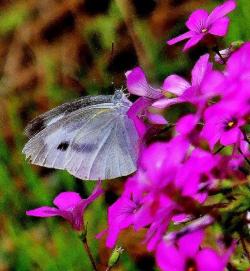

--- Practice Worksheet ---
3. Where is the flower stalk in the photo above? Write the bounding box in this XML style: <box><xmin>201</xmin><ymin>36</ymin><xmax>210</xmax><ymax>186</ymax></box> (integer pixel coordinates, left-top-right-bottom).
<box><xmin>80</xmin><ymin>230</ymin><xmax>99</xmax><ymax>271</ymax></box>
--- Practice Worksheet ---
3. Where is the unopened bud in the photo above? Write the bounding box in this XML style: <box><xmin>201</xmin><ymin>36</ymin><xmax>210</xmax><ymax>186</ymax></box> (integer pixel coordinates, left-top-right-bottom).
<box><xmin>108</xmin><ymin>246</ymin><xmax>124</xmax><ymax>268</ymax></box>
<box><xmin>230</xmin><ymin>40</ymin><xmax>244</xmax><ymax>50</ymax></box>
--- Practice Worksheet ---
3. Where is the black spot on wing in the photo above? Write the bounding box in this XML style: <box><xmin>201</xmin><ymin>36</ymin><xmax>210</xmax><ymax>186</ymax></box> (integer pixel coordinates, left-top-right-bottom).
<box><xmin>71</xmin><ymin>143</ymin><xmax>96</xmax><ymax>153</ymax></box>
<box><xmin>57</xmin><ymin>141</ymin><xmax>69</xmax><ymax>151</ymax></box>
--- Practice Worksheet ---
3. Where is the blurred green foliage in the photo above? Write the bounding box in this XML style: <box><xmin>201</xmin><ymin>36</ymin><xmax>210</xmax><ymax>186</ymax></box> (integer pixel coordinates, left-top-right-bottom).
<box><xmin>0</xmin><ymin>0</ymin><xmax>250</xmax><ymax>270</ymax></box>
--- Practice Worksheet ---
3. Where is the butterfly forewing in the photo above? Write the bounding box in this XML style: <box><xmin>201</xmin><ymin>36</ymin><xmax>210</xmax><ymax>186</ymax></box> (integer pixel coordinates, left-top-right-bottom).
<box><xmin>23</xmin><ymin>94</ymin><xmax>139</xmax><ymax>180</ymax></box>
<box><xmin>24</xmin><ymin>95</ymin><xmax>113</xmax><ymax>138</ymax></box>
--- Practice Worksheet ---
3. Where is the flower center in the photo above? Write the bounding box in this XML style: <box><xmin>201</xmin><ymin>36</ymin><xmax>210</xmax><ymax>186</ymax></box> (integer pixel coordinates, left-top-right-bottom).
<box><xmin>185</xmin><ymin>259</ymin><xmax>197</xmax><ymax>271</ymax></box>
<box><xmin>224</xmin><ymin>118</ymin><xmax>237</xmax><ymax>130</ymax></box>
<box><xmin>228</xmin><ymin>121</ymin><xmax>235</xmax><ymax>127</ymax></box>
<box><xmin>201</xmin><ymin>28</ymin><xmax>208</xmax><ymax>33</ymax></box>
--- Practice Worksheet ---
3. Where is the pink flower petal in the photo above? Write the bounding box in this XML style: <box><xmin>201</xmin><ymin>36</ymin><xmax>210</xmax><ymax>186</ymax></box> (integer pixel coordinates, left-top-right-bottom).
<box><xmin>127</xmin><ymin>97</ymin><xmax>151</xmax><ymax>137</ymax></box>
<box><xmin>207</xmin><ymin>0</ymin><xmax>236</xmax><ymax>25</ymax></box>
<box><xmin>196</xmin><ymin>248</ymin><xmax>225</xmax><ymax>271</ymax></box>
<box><xmin>156</xmin><ymin>241</ymin><xmax>185</xmax><ymax>271</ymax></box>
<box><xmin>186</xmin><ymin>9</ymin><xmax>209</xmax><ymax>32</ymax></box>
<box><xmin>96</xmin><ymin>229</ymin><xmax>108</xmax><ymax>239</ymax></box>
<box><xmin>200</xmin><ymin>120</ymin><xmax>220</xmax><ymax>150</ymax></box>
<box><xmin>162</xmin><ymin>75</ymin><xmax>190</xmax><ymax>95</ymax></box>
<box><xmin>208</xmin><ymin>17</ymin><xmax>230</xmax><ymax>36</ymax></box>
<box><xmin>200</xmin><ymin>70</ymin><xmax>225</xmax><ymax>97</ymax></box>
<box><xmin>183</xmin><ymin>34</ymin><xmax>204</xmax><ymax>51</ymax></box>
<box><xmin>125</xmin><ymin>67</ymin><xmax>162</xmax><ymax>99</ymax></box>
<box><xmin>176</xmin><ymin>114</ymin><xmax>198</xmax><ymax>135</ymax></box>
<box><xmin>147</xmin><ymin>112</ymin><xmax>167</xmax><ymax>125</ymax></box>
<box><xmin>172</xmin><ymin>214</ymin><xmax>191</xmax><ymax>224</ymax></box>
<box><xmin>53</xmin><ymin>192</ymin><xmax>82</xmax><ymax>210</ymax></box>
<box><xmin>167</xmin><ymin>31</ymin><xmax>194</xmax><ymax>45</ymax></box>
<box><xmin>106</xmin><ymin>195</ymin><xmax>136</xmax><ymax>247</ymax></box>
<box><xmin>220</xmin><ymin>127</ymin><xmax>241</xmax><ymax>146</ymax></box>
<box><xmin>26</xmin><ymin>207</ymin><xmax>60</xmax><ymax>217</ymax></box>
<box><xmin>152</xmin><ymin>97</ymin><xmax>180</xmax><ymax>109</ymax></box>
<box><xmin>226</xmin><ymin>43</ymin><xmax>250</xmax><ymax>79</ymax></box>
<box><xmin>86</xmin><ymin>179</ymin><xmax>103</xmax><ymax>204</ymax></box>
<box><xmin>179</xmin><ymin>230</ymin><xmax>204</xmax><ymax>258</ymax></box>
<box><xmin>106</xmin><ymin>227</ymin><xmax>120</xmax><ymax>248</ymax></box>
<box><xmin>191</xmin><ymin>54</ymin><xmax>211</xmax><ymax>86</ymax></box>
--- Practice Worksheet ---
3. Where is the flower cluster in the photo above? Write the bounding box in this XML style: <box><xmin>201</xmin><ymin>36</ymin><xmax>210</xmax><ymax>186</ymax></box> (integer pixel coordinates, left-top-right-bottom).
<box><xmin>26</xmin><ymin>1</ymin><xmax>250</xmax><ymax>270</ymax></box>
<box><xmin>106</xmin><ymin>1</ymin><xmax>250</xmax><ymax>270</ymax></box>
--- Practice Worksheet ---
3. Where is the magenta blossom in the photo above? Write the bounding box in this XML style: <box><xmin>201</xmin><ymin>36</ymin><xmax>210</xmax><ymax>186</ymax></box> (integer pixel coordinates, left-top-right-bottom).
<box><xmin>200</xmin><ymin>100</ymin><xmax>246</xmax><ymax>150</ymax></box>
<box><xmin>26</xmin><ymin>181</ymin><xmax>103</xmax><ymax>231</ymax></box>
<box><xmin>156</xmin><ymin>230</ymin><xmax>230</xmax><ymax>271</ymax></box>
<box><xmin>167</xmin><ymin>0</ymin><xmax>236</xmax><ymax>51</ymax></box>
<box><xmin>153</xmin><ymin>54</ymin><xmax>224</xmax><ymax>110</ymax></box>
<box><xmin>106</xmin><ymin>177</ymin><xmax>153</xmax><ymax>248</ymax></box>
<box><xmin>106</xmin><ymin>137</ymin><xmax>189</xmax><ymax>249</ymax></box>
<box><xmin>224</xmin><ymin>42</ymin><xmax>250</xmax><ymax>85</ymax></box>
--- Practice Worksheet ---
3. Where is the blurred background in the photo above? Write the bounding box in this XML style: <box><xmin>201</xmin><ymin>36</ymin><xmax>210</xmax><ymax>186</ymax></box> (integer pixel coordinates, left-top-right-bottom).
<box><xmin>0</xmin><ymin>0</ymin><xmax>249</xmax><ymax>270</ymax></box>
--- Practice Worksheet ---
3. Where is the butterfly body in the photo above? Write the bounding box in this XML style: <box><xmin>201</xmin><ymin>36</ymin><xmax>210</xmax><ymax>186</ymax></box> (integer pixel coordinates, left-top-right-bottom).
<box><xmin>23</xmin><ymin>90</ymin><xmax>139</xmax><ymax>180</ymax></box>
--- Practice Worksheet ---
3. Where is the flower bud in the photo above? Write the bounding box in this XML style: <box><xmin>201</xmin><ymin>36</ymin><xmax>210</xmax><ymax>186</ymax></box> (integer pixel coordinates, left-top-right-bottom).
<box><xmin>108</xmin><ymin>246</ymin><xmax>124</xmax><ymax>268</ymax></box>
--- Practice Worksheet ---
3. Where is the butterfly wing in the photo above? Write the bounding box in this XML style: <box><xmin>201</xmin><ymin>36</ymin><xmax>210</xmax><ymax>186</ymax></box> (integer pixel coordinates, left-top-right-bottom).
<box><xmin>25</xmin><ymin>95</ymin><xmax>113</xmax><ymax>138</ymax></box>
<box><xmin>23</xmin><ymin>101</ymin><xmax>139</xmax><ymax>180</ymax></box>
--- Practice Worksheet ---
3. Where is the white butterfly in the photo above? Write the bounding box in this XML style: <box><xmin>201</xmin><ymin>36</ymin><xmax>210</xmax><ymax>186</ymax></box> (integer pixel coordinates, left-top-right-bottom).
<box><xmin>22</xmin><ymin>90</ymin><xmax>139</xmax><ymax>180</ymax></box>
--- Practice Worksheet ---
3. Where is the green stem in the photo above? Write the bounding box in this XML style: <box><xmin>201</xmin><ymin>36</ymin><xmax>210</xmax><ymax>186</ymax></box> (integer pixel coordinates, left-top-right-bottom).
<box><xmin>80</xmin><ymin>234</ymin><xmax>98</xmax><ymax>271</ymax></box>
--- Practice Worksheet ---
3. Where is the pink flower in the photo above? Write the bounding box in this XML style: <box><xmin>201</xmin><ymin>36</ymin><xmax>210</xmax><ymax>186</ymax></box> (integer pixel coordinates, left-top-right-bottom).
<box><xmin>106</xmin><ymin>177</ymin><xmax>153</xmax><ymax>248</ymax></box>
<box><xmin>153</xmin><ymin>54</ymin><xmax>224</xmax><ymax>110</ymax></box>
<box><xmin>156</xmin><ymin>231</ymin><xmax>229</xmax><ymax>271</ymax></box>
<box><xmin>26</xmin><ymin>181</ymin><xmax>103</xmax><ymax>231</ymax></box>
<box><xmin>167</xmin><ymin>0</ymin><xmax>236</xmax><ymax>51</ymax></box>
<box><xmin>224</xmin><ymin>42</ymin><xmax>250</xmax><ymax>85</ymax></box>
<box><xmin>175</xmin><ymin>148</ymin><xmax>219</xmax><ymax>199</ymax></box>
<box><xmin>106</xmin><ymin>137</ymin><xmax>189</xmax><ymax>249</ymax></box>
<box><xmin>200</xmin><ymin>100</ymin><xmax>245</xmax><ymax>150</ymax></box>
<box><xmin>221</xmin><ymin>43</ymin><xmax>250</xmax><ymax>110</ymax></box>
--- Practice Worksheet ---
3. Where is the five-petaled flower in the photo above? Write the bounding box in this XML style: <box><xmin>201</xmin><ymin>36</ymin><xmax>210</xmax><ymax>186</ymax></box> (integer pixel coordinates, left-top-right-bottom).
<box><xmin>167</xmin><ymin>0</ymin><xmax>236</xmax><ymax>51</ymax></box>
<box><xmin>156</xmin><ymin>231</ymin><xmax>231</xmax><ymax>271</ymax></box>
<box><xmin>26</xmin><ymin>181</ymin><xmax>103</xmax><ymax>231</ymax></box>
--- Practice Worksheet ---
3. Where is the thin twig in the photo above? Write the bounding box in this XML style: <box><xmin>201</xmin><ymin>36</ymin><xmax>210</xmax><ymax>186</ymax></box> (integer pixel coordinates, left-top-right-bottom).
<box><xmin>240</xmin><ymin>235</ymin><xmax>250</xmax><ymax>263</ymax></box>
<box><xmin>241</xmin><ymin>128</ymin><xmax>250</xmax><ymax>145</ymax></box>
<box><xmin>238</xmin><ymin>147</ymin><xmax>250</xmax><ymax>167</ymax></box>
<box><xmin>115</xmin><ymin>0</ymin><xmax>152</xmax><ymax>72</ymax></box>
<box><xmin>213</xmin><ymin>145</ymin><xmax>225</xmax><ymax>155</ymax></box>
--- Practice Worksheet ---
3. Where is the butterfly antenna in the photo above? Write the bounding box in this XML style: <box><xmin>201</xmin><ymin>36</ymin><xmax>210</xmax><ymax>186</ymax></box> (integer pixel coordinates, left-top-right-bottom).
<box><xmin>110</xmin><ymin>42</ymin><xmax>115</xmax><ymax>90</ymax></box>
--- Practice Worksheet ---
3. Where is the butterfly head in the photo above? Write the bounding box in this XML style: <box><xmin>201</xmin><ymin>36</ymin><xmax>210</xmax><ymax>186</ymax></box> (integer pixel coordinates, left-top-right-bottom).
<box><xmin>112</xmin><ymin>88</ymin><xmax>131</xmax><ymax>107</ymax></box>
